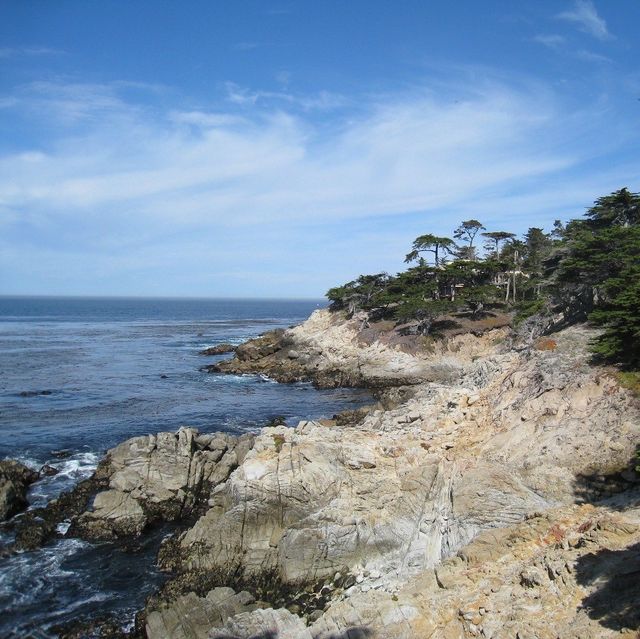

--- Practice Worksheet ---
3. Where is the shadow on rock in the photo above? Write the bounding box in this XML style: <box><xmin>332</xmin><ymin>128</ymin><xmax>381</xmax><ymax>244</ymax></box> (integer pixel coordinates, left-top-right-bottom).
<box><xmin>573</xmin><ymin>450</ymin><xmax>639</xmax><ymax>509</ymax></box>
<box><xmin>575</xmin><ymin>541</ymin><xmax>640</xmax><ymax>632</ymax></box>
<box><xmin>322</xmin><ymin>629</ymin><xmax>373</xmax><ymax>639</ymax></box>
<box><xmin>211</xmin><ymin>630</ymin><xmax>372</xmax><ymax>639</ymax></box>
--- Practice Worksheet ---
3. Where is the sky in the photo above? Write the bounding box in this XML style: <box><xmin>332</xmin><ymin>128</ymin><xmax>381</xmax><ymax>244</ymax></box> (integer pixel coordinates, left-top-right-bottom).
<box><xmin>0</xmin><ymin>0</ymin><xmax>639</xmax><ymax>297</ymax></box>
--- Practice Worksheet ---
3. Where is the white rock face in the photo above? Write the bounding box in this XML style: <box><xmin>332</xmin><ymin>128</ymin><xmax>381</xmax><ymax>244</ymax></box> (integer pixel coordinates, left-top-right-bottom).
<box><xmin>86</xmin><ymin>312</ymin><xmax>640</xmax><ymax>638</ymax></box>
<box><xmin>74</xmin><ymin>428</ymin><xmax>254</xmax><ymax>539</ymax></box>
<box><xmin>172</xmin><ymin>322</ymin><xmax>640</xmax><ymax>599</ymax></box>
<box><xmin>146</xmin><ymin>587</ymin><xmax>259</xmax><ymax>639</ymax></box>
<box><xmin>209</xmin><ymin>608</ymin><xmax>313</xmax><ymax>639</ymax></box>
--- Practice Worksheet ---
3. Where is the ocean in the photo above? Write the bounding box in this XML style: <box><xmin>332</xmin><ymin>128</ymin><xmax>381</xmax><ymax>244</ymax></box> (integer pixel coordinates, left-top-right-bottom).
<box><xmin>0</xmin><ymin>296</ymin><xmax>371</xmax><ymax>637</ymax></box>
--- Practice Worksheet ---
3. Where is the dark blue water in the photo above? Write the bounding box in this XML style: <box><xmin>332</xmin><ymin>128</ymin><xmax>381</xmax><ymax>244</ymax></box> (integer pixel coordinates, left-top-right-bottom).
<box><xmin>0</xmin><ymin>297</ymin><xmax>371</xmax><ymax>637</ymax></box>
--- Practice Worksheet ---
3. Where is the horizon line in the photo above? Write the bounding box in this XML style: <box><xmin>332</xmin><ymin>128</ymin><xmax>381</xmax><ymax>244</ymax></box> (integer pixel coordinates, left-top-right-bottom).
<box><xmin>0</xmin><ymin>293</ymin><xmax>328</xmax><ymax>302</ymax></box>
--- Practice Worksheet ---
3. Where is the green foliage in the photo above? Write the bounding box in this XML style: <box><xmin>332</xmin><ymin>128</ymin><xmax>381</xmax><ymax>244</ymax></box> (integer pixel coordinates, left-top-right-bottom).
<box><xmin>272</xmin><ymin>434</ymin><xmax>286</xmax><ymax>453</ymax></box>
<box><xmin>454</xmin><ymin>220</ymin><xmax>485</xmax><ymax>260</ymax></box>
<box><xmin>522</xmin><ymin>227</ymin><xmax>552</xmax><ymax>273</ymax></box>
<box><xmin>555</xmin><ymin>189</ymin><xmax>640</xmax><ymax>367</ymax></box>
<box><xmin>584</xmin><ymin>187</ymin><xmax>640</xmax><ymax>229</ymax></box>
<box><xmin>404</xmin><ymin>234</ymin><xmax>456</xmax><ymax>266</ymax></box>
<box><xmin>481</xmin><ymin>231</ymin><xmax>516</xmax><ymax>257</ymax></box>
<box><xmin>326</xmin><ymin>273</ymin><xmax>391</xmax><ymax>315</ymax></box>
<box><xmin>513</xmin><ymin>298</ymin><xmax>550</xmax><ymax>326</ymax></box>
<box><xmin>325</xmin><ymin>187</ymin><xmax>640</xmax><ymax>364</ymax></box>
<box><xmin>616</xmin><ymin>372</ymin><xmax>640</xmax><ymax>397</ymax></box>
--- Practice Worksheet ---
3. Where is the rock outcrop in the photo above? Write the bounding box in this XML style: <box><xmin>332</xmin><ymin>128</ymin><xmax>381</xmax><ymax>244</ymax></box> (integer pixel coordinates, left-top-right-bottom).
<box><xmin>0</xmin><ymin>460</ymin><xmax>39</xmax><ymax>521</ymax></box>
<box><xmin>207</xmin><ymin>310</ymin><xmax>464</xmax><ymax>387</ymax></box>
<box><xmin>71</xmin><ymin>428</ymin><xmax>254</xmax><ymax>541</ymax></box>
<box><xmin>146</xmin><ymin>587</ymin><xmax>260</xmax><ymax>639</ymax></box>
<box><xmin>166</xmin><ymin>325</ymin><xmax>639</xmax><ymax>589</ymax></box>
<box><xmin>200</xmin><ymin>343</ymin><xmax>237</xmax><ymax>356</ymax></box>
<box><xmin>311</xmin><ymin>498</ymin><xmax>640</xmax><ymax>638</ymax></box>
<box><xmin>148</xmin><ymin>316</ymin><xmax>638</xmax><ymax>638</ymax></box>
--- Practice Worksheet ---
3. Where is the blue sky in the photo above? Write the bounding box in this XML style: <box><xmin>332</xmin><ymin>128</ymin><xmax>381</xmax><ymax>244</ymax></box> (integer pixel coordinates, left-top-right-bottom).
<box><xmin>1</xmin><ymin>0</ymin><xmax>638</xmax><ymax>297</ymax></box>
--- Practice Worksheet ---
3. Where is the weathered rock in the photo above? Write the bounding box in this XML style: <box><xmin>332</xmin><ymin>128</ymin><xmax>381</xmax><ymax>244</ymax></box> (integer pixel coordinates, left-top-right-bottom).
<box><xmin>200</xmin><ymin>344</ymin><xmax>237</xmax><ymax>356</ymax></box>
<box><xmin>39</xmin><ymin>464</ymin><xmax>59</xmax><ymax>477</ymax></box>
<box><xmin>311</xmin><ymin>504</ymin><xmax>640</xmax><ymax>638</ymax></box>
<box><xmin>146</xmin><ymin>587</ymin><xmax>259</xmax><ymax>639</ymax></box>
<box><xmin>71</xmin><ymin>428</ymin><xmax>254</xmax><ymax>541</ymax></box>
<box><xmin>0</xmin><ymin>460</ymin><xmax>39</xmax><ymax>521</ymax></box>
<box><xmin>167</xmin><ymin>414</ymin><xmax>549</xmax><ymax>586</ymax></box>
<box><xmin>156</xmin><ymin>319</ymin><xmax>639</xmax><ymax>638</ymax></box>
<box><xmin>208</xmin><ymin>607</ymin><xmax>313</xmax><ymax>639</ymax></box>
<box><xmin>207</xmin><ymin>310</ymin><xmax>444</xmax><ymax>388</ymax></box>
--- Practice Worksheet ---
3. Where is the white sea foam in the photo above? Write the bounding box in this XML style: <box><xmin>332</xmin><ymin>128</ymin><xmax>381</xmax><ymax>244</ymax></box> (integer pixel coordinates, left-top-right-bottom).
<box><xmin>27</xmin><ymin>451</ymin><xmax>100</xmax><ymax>509</ymax></box>
<box><xmin>54</xmin><ymin>451</ymin><xmax>99</xmax><ymax>480</ymax></box>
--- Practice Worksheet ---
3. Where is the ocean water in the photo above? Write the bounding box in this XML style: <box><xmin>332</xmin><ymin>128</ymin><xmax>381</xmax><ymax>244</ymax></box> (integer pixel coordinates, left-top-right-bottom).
<box><xmin>0</xmin><ymin>297</ymin><xmax>371</xmax><ymax>637</ymax></box>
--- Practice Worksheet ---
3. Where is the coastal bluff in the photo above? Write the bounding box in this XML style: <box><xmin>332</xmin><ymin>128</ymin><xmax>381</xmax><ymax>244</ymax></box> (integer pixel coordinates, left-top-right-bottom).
<box><xmin>21</xmin><ymin>308</ymin><xmax>640</xmax><ymax>638</ymax></box>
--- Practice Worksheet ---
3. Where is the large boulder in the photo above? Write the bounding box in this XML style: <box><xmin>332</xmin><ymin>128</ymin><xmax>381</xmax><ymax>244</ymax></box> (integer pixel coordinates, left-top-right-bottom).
<box><xmin>71</xmin><ymin>428</ymin><xmax>254</xmax><ymax>541</ymax></box>
<box><xmin>0</xmin><ymin>460</ymin><xmax>39</xmax><ymax>521</ymax></box>
<box><xmin>200</xmin><ymin>344</ymin><xmax>237</xmax><ymax>356</ymax></box>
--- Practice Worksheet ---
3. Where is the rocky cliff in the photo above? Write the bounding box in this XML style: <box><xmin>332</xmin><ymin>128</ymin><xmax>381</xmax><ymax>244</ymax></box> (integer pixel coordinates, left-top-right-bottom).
<box><xmin>36</xmin><ymin>309</ymin><xmax>640</xmax><ymax>638</ymax></box>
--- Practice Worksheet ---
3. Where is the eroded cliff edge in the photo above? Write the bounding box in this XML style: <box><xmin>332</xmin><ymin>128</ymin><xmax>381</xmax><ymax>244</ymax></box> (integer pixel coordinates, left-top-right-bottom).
<box><xmin>30</xmin><ymin>309</ymin><xmax>640</xmax><ymax>638</ymax></box>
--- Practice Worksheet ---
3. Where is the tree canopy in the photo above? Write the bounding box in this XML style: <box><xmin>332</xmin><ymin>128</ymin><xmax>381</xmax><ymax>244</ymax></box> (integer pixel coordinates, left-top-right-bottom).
<box><xmin>326</xmin><ymin>187</ymin><xmax>640</xmax><ymax>368</ymax></box>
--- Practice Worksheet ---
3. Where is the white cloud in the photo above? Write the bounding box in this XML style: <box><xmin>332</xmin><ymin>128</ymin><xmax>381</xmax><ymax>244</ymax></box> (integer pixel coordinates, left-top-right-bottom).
<box><xmin>533</xmin><ymin>34</ymin><xmax>566</xmax><ymax>49</ymax></box>
<box><xmin>275</xmin><ymin>70</ymin><xmax>292</xmax><ymax>86</ymax></box>
<box><xmin>557</xmin><ymin>1</ymin><xmax>610</xmax><ymax>40</ymax></box>
<box><xmin>224</xmin><ymin>81</ymin><xmax>347</xmax><ymax>111</ymax></box>
<box><xmin>0</xmin><ymin>79</ymin><xmax>577</xmax><ymax>223</ymax></box>
<box><xmin>575</xmin><ymin>49</ymin><xmax>611</xmax><ymax>63</ymax></box>
<box><xmin>0</xmin><ymin>74</ymin><xmax>636</xmax><ymax>295</ymax></box>
<box><xmin>0</xmin><ymin>46</ymin><xmax>63</xmax><ymax>59</ymax></box>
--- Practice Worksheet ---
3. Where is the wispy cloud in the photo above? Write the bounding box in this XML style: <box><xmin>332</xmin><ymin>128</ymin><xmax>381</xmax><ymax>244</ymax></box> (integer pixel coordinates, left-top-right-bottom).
<box><xmin>275</xmin><ymin>70</ymin><xmax>292</xmax><ymax>86</ymax></box>
<box><xmin>0</xmin><ymin>74</ymin><xmax>635</xmax><ymax>295</ymax></box>
<box><xmin>575</xmin><ymin>49</ymin><xmax>611</xmax><ymax>63</ymax></box>
<box><xmin>533</xmin><ymin>34</ymin><xmax>566</xmax><ymax>50</ymax></box>
<box><xmin>0</xmin><ymin>46</ymin><xmax>64</xmax><ymax>59</ymax></box>
<box><xmin>557</xmin><ymin>0</ymin><xmax>610</xmax><ymax>40</ymax></box>
<box><xmin>224</xmin><ymin>81</ymin><xmax>348</xmax><ymax>111</ymax></box>
<box><xmin>0</xmin><ymin>78</ymin><xmax>598</xmax><ymax>225</ymax></box>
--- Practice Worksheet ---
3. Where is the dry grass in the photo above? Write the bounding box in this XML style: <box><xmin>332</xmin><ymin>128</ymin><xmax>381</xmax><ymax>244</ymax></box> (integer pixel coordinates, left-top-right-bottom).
<box><xmin>616</xmin><ymin>371</ymin><xmax>640</xmax><ymax>397</ymax></box>
<box><xmin>534</xmin><ymin>338</ymin><xmax>558</xmax><ymax>351</ymax></box>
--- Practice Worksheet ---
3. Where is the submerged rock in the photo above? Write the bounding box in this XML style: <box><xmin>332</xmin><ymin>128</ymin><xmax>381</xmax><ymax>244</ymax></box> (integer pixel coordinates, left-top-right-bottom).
<box><xmin>13</xmin><ymin>474</ymin><xmax>107</xmax><ymax>550</ymax></box>
<box><xmin>0</xmin><ymin>460</ymin><xmax>39</xmax><ymax>521</ymax></box>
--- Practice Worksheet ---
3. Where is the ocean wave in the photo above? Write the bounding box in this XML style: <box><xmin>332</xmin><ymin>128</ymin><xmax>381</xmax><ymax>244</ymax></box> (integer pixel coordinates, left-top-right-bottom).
<box><xmin>27</xmin><ymin>451</ymin><xmax>100</xmax><ymax>509</ymax></box>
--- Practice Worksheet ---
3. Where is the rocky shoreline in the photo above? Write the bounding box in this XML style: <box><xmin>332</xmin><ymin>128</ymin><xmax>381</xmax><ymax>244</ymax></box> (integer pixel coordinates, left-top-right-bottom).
<box><xmin>3</xmin><ymin>308</ymin><xmax>640</xmax><ymax>638</ymax></box>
